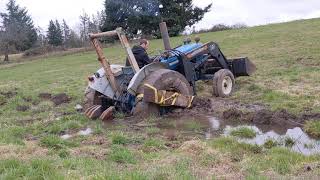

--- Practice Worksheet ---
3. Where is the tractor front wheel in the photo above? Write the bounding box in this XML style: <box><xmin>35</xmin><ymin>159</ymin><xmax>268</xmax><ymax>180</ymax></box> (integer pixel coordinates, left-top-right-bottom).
<box><xmin>212</xmin><ymin>69</ymin><xmax>235</xmax><ymax>97</ymax></box>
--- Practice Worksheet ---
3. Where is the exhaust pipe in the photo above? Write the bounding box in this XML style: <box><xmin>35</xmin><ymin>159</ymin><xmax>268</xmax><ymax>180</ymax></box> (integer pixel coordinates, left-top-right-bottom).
<box><xmin>159</xmin><ymin>22</ymin><xmax>171</xmax><ymax>50</ymax></box>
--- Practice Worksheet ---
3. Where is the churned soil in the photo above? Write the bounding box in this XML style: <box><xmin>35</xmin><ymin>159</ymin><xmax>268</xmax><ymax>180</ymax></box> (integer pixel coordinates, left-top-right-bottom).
<box><xmin>39</xmin><ymin>92</ymin><xmax>71</xmax><ymax>106</ymax></box>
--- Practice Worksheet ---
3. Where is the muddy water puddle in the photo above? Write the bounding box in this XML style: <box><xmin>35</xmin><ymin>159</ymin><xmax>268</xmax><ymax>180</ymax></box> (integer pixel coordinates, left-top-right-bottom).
<box><xmin>158</xmin><ymin>115</ymin><xmax>320</xmax><ymax>155</ymax></box>
<box><xmin>103</xmin><ymin>114</ymin><xmax>320</xmax><ymax>155</ymax></box>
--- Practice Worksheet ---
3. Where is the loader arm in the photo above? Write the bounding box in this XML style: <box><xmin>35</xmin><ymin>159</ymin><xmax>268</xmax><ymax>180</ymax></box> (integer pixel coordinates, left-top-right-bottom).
<box><xmin>89</xmin><ymin>28</ymin><xmax>140</xmax><ymax>97</ymax></box>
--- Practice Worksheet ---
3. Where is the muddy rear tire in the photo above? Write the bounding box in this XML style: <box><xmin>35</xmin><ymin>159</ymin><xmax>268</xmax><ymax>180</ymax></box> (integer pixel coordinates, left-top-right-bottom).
<box><xmin>133</xmin><ymin>69</ymin><xmax>193</xmax><ymax>116</ymax></box>
<box><xmin>212</xmin><ymin>69</ymin><xmax>235</xmax><ymax>97</ymax></box>
<box><xmin>83</xmin><ymin>87</ymin><xmax>102</xmax><ymax>111</ymax></box>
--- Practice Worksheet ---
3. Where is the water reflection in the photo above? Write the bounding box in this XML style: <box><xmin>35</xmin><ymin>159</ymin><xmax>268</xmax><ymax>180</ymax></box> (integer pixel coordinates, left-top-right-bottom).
<box><xmin>164</xmin><ymin>115</ymin><xmax>320</xmax><ymax>155</ymax></box>
<box><xmin>103</xmin><ymin>114</ymin><xmax>320</xmax><ymax>155</ymax></box>
<box><xmin>222</xmin><ymin>125</ymin><xmax>320</xmax><ymax>155</ymax></box>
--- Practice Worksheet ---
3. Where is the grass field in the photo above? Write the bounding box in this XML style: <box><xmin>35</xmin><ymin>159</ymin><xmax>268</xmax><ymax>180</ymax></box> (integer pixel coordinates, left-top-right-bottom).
<box><xmin>0</xmin><ymin>18</ymin><xmax>320</xmax><ymax>179</ymax></box>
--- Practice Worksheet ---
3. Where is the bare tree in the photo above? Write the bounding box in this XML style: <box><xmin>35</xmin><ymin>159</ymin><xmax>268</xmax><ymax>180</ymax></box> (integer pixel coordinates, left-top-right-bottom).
<box><xmin>79</xmin><ymin>10</ymin><xmax>90</xmax><ymax>44</ymax></box>
<box><xmin>62</xmin><ymin>19</ymin><xmax>71</xmax><ymax>48</ymax></box>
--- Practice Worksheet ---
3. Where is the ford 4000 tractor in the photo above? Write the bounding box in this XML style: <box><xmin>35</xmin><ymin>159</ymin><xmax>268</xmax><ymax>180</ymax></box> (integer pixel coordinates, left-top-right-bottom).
<box><xmin>84</xmin><ymin>22</ymin><xmax>256</xmax><ymax>120</ymax></box>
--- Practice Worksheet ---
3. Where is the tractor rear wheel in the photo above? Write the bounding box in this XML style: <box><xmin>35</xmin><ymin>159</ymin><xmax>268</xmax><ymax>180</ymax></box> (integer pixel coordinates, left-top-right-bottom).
<box><xmin>212</xmin><ymin>69</ymin><xmax>235</xmax><ymax>97</ymax></box>
<box><xmin>133</xmin><ymin>69</ymin><xmax>193</xmax><ymax>116</ymax></box>
<box><xmin>84</xmin><ymin>87</ymin><xmax>102</xmax><ymax>110</ymax></box>
<box><xmin>83</xmin><ymin>87</ymin><xmax>103</xmax><ymax>119</ymax></box>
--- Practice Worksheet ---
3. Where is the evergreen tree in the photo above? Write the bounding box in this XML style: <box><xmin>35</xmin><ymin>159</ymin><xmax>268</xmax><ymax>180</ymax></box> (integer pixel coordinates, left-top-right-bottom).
<box><xmin>159</xmin><ymin>0</ymin><xmax>212</xmax><ymax>36</ymax></box>
<box><xmin>55</xmin><ymin>20</ymin><xmax>63</xmax><ymax>46</ymax></box>
<box><xmin>47</xmin><ymin>19</ymin><xmax>63</xmax><ymax>46</ymax></box>
<box><xmin>62</xmin><ymin>19</ymin><xmax>71</xmax><ymax>47</ymax></box>
<box><xmin>101</xmin><ymin>0</ymin><xmax>211</xmax><ymax>38</ymax></box>
<box><xmin>47</xmin><ymin>20</ymin><xmax>57</xmax><ymax>46</ymax></box>
<box><xmin>0</xmin><ymin>0</ymin><xmax>37</xmax><ymax>61</ymax></box>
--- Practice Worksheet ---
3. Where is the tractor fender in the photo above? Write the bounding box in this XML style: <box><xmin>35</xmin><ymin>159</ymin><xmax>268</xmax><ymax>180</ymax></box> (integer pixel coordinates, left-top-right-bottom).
<box><xmin>88</xmin><ymin>65</ymin><xmax>124</xmax><ymax>99</ymax></box>
<box><xmin>127</xmin><ymin>62</ymin><xmax>167</xmax><ymax>96</ymax></box>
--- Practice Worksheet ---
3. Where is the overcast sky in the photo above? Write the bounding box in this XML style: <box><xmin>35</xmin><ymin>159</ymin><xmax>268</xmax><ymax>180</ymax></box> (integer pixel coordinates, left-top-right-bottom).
<box><xmin>1</xmin><ymin>0</ymin><xmax>320</xmax><ymax>32</ymax></box>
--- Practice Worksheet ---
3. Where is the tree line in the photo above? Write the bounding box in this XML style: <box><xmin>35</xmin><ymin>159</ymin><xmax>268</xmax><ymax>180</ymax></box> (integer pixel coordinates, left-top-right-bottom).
<box><xmin>0</xmin><ymin>0</ymin><xmax>212</xmax><ymax>62</ymax></box>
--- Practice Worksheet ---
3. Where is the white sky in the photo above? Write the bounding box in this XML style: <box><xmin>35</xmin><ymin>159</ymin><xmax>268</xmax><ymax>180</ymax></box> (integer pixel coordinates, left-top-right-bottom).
<box><xmin>1</xmin><ymin>0</ymin><xmax>320</xmax><ymax>32</ymax></box>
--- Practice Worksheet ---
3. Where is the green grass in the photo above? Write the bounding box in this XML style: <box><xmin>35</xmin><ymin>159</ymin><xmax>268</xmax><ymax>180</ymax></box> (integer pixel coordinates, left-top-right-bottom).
<box><xmin>145</xmin><ymin>127</ymin><xmax>161</xmax><ymax>135</ymax></box>
<box><xmin>1</xmin><ymin>18</ymin><xmax>320</xmax><ymax>179</ymax></box>
<box><xmin>210</xmin><ymin>137</ymin><xmax>262</xmax><ymax>154</ymax></box>
<box><xmin>110</xmin><ymin>145</ymin><xmax>136</xmax><ymax>164</ymax></box>
<box><xmin>40</xmin><ymin>135</ymin><xmax>78</xmax><ymax>149</ymax></box>
<box><xmin>284</xmin><ymin>137</ymin><xmax>296</xmax><ymax>147</ymax></box>
<box><xmin>263</xmin><ymin>139</ymin><xmax>278</xmax><ymax>149</ymax></box>
<box><xmin>229</xmin><ymin>127</ymin><xmax>257</xmax><ymax>139</ymax></box>
<box><xmin>0</xmin><ymin>159</ymin><xmax>63</xmax><ymax>179</ymax></box>
<box><xmin>304</xmin><ymin>120</ymin><xmax>320</xmax><ymax>138</ymax></box>
<box><xmin>183</xmin><ymin>120</ymin><xmax>205</xmax><ymax>131</ymax></box>
<box><xmin>0</xmin><ymin>126</ymin><xmax>27</xmax><ymax>145</ymax></box>
<box><xmin>244</xmin><ymin>148</ymin><xmax>308</xmax><ymax>175</ymax></box>
<box><xmin>142</xmin><ymin>138</ymin><xmax>165</xmax><ymax>153</ymax></box>
<box><xmin>111</xmin><ymin>132</ymin><xmax>129</xmax><ymax>145</ymax></box>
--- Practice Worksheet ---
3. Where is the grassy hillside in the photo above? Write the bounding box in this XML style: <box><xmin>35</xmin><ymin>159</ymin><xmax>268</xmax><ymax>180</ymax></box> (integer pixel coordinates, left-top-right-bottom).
<box><xmin>0</xmin><ymin>18</ymin><xmax>320</xmax><ymax>179</ymax></box>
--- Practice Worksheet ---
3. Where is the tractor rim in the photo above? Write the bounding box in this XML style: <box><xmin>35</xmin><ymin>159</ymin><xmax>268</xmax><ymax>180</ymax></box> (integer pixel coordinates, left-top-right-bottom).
<box><xmin>222</xmin><ymin>76</ymin><xmax>233</xmax><ymax>95</ymax></box>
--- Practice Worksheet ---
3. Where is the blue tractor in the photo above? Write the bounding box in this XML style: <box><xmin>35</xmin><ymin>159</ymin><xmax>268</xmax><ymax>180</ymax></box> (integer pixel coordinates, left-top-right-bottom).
<box><xmin>84</xmin><ymin>23</ymin><xmax>256</xmax><ymax>120</ymax></box>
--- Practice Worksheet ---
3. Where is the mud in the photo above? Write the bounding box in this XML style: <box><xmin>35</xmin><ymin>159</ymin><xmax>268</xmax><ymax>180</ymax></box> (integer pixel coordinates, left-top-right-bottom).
<box><xmin>38</xmin><ymin>93</ymin><xmax>52</xmax><ymax>99</ymax></box>
<box><xmin>0</xmin><ymin>89</ymin><xmax>18</xmax><ymax>106</ymax></box>
<box><xmin>38</xmin><ymin>92</ymin><xmax>71</xmax><ymax>106</ymax></box>
<box><xmin>22</xmin><ymin>96</ymin><xmax>32</xmax><ymax>102</ymax></box>
<box><xmin>0</xmin><ymin>90</ymin><xmax>18</xmax><ymax>98</ymax></box>
<box><xmin>175</xmin><ymin>96</ymin><xmax>318</xmax><ymax>130</ymax></box>
<box><xmin>296</xmin><ymin>56</ymin><xmax>320</xmax><ymax>67</ymax></box>
<box><xmin>223</xmin><ymin>108</ymin><xmax>314</xmax><ymax>128</ymax></box>
<box><xmin>0</xmin><ymin>95</ymin><xmax>6</xmax><ymax>106</ymax></box>
<box><xmin>16</xmin><ymin>105</ymin><xmax>30</xmax><ymax>112</ymax></box>
<box><xmin>51</xmin><ymin>93</ymin><xmax>71</xmax><ymax>105</ymax></box>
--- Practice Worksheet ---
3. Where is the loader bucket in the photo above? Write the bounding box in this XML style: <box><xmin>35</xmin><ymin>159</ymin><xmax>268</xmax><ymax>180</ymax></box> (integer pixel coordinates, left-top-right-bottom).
<box><xmin>230</xmin><ymin>57</ymin><xmax>256</xmax><ymax>77</ymax></box>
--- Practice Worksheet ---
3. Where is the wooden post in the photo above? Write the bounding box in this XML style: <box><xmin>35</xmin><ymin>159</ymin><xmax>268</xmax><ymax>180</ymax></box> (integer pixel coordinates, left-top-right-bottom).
<box><xmin>90</xmin><ymin>38</ymin><xmax>120</xmax><ymax>96</ymax></box>
<box><xmin>89</xmin><ymin>31</ymin><xmax>117</xmax><ymax>39</ymax></box>
<box><xmin>159</xmin><ymin>22</ymin><xmax>171</xmax><ymax>50</ymax></box>
<box><xmin>116</xmin><ymin>28</ymin><xmax>140</xmax><ymax>73</ymax></box>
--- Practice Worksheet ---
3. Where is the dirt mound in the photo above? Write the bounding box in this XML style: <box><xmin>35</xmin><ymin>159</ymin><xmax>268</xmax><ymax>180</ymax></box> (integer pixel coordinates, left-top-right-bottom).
<box><xmin>0</xmin><ymin>89</ymin><xmax>18</xmax><ymax>106</ymax></box>
<box><xmin>222</xmin><ymin>108</ymin><xmax>305</xmax><ymax>127</ymax></box>
<box><xmin>222</xmin><ymin>108</ymin><xmax>246</xmax><ymax>121</ymax></box>
<box><xmin>38</xmin><ymin>92</ymin><xmax>71</xmax><ymax>106</ymax></box>
<box><xmin>253</xmin><ymin>109</ymin><xmax>302</xmax><ymax>126</ymax></box>
<box><xmin>301</xmin><ymin>113</ymin><xmax>320</xmax><ymax>120</ymax></box>
<box><xmin>16</xmin><ymin>105</ymin><xmax>30</xmax><ymax>112</ymax></box>
<box><xmin>38</xmin><ymin>93</ymin><xmax>52</xmax><ymax>99</ymax></box>
<box><xmin>0</xmin><ymin>95</ymin><xmax>6</xmax><ymax>106</ymax></box>
<box><xmin>193</xmin><ymin>97</ymin><xmax>212</xmax><ymax>109</ymax></box>
<box><xmin>0</xmin><ymin>90</ymin><xmax>18</xmax><ymax>98</ymax></box>
<box><xmin>51</xmin><ymin>93</ymin><xmax>71</xmax><ymax>106</ymax></box>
